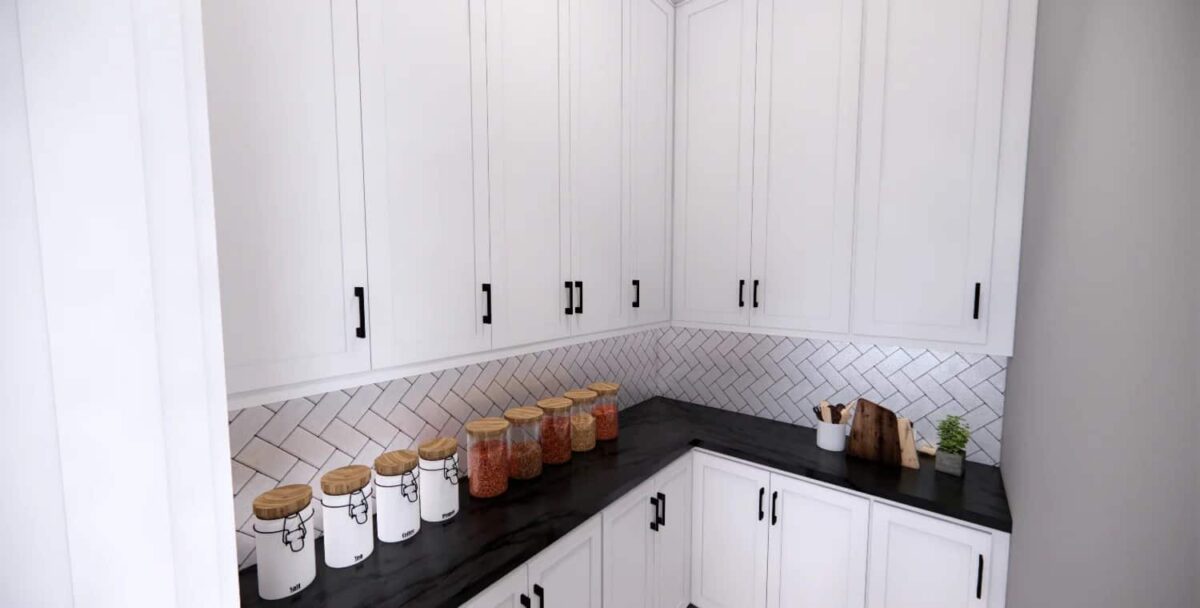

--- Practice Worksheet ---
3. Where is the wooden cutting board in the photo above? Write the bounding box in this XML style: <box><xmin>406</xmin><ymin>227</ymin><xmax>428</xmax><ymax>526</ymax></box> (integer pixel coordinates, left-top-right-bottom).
<box><xmin>897</xmin><ymin>417</ymin><xmax>920</xmax><ymax>470</ymax></box>
<box><xmin>847</xmin><ymin>399</ymin><xmax>901</xmax><ymax>467</ymax></box>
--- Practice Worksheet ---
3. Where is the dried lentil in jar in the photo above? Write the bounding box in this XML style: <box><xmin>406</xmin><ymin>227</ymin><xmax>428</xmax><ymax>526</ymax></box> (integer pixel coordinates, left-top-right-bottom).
<box><xmin>587</xmin><ymin>382</ymin><xmax>621</xmax><ymax>440</ymax></box>
<box><xmin>536</xmin><ymin>397</ymin><xmax>573</xmax><ymax>465</ymax></box>
<box><xmin>565</xmin><ymin>389</ymin><xmax>598</xmax><ymax>453</ymax></box>
<box><xmin>466</xmin><ymin>418</ymin><xmax>510</xmax><ymax>499</ymax></box>
<box><xmin>503</xmin><ymin>406</ymin><xmax>544</xmax><ymax>480</ymax></box>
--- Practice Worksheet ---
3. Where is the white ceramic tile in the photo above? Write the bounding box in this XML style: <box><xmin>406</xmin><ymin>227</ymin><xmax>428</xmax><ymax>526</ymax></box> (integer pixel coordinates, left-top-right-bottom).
<box><xmin>235</xmin><ymin>437</ymin><xmax>298</xmax><ymax>480</ymax></box>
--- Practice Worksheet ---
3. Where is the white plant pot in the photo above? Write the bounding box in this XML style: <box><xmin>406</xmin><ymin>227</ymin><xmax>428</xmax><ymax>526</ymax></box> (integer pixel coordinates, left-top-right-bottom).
<box><xmin>252</xmin><ymin>505</ymin><xmax>316</xmax><ymax>600</ymax></box>
<box><xmin>816</xmin><ymin>421</ymin><xmax>848</xmax><ymax>452</ymax></box>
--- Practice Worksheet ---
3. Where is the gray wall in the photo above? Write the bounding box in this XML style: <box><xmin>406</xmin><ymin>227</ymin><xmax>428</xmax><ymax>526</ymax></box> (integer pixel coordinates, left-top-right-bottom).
<box><xmin>1001</xmin><ymin>1</ymin><xmax>1200</xmax><ymax>607</ymax></box>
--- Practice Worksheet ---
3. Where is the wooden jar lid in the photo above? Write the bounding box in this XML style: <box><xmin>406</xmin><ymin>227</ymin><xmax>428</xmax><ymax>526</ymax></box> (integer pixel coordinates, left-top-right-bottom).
<box><xmin>466</xmin><ymin>417</ymin><xmax>510</xmax><ymax>439</ymax></box>
<box><xmin>588</xmin><ymin>382</ymin><xmax>620</xmax><ymax>395</ymax></box>
<box><xmin>419</xmin><ymin>436</ymin><xmax>459</xmax><ymax>460</ymax></box>
<box><xmin>252</xmin><ymin>484</ymin><xmax>313</xmax><ymax>520</ymax></box>
<box><xmin>504</xmin><ymin>405</ymin><xmax>544</xmax><ymax>424</ymax></box>
<box><xmin>375</xmin><ymin>450</ymin><xmax>418</xmax><ymax>477</ymax></box>
<box><xmin>536</xmin><ymin>396</ymin><xmax>573</xmax><ymax>412</ymax></box>
<box><xmin>564</xmin><ymin>389</ymin><xmax>598</xmax><ymax>402</ymax></box>
<box><xmin>321</xmin><ymin>465</ymin><xmax>372</xmax><ymax>496</ymax></box>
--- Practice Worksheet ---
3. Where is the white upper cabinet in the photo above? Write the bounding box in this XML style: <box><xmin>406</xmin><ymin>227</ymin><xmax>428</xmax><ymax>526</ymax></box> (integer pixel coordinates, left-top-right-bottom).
<box><xmin>358</xmin><ymin>0</ymin><xmax>491</xmax><ymax>369</ymax></box>
<box><xmin>673</xmin><ymin>0</ymin><xmax>757</xmax><ymax>326</ymax></box>
<box><xmin>749</xmin><ymin>0</ymin><xmax>862</xmax><ymax>333</ymax></box>
<box><xmin>868</xmin><ymin>503</ymin><xmax>994</xmax><ymax>608</ymax></box>
<box><xmin>852</xmin><ymin>0</ymin><xmax>1018</xmax><ymax>347</ymax></box>
<box><xmin>486</xmin><ymin>0</ymin><xmax>572</xmax><ymax>349</ymax></box>
<box><xmin>205</xmin><ymin>0</ymin><xmax>370</xmax><ymax>393</ymax></box>
<box><xmin>625</xmin><ymin>0</ymin><xmax>675</xmax><ymax>326</ymax></box>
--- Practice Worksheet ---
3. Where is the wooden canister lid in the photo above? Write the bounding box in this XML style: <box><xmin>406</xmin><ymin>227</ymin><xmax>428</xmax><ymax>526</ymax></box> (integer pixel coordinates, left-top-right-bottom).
<box><xmin>375</xmin><ymin>450</ymin><xmax>418</xmax><ymax>477</ymax></box>
<box><xmin>320</xmin><ymin>465</ymin><xmax>372</xmax><ymax>496</ymax></box>
<box><xmin>465</xmin><ymin>417</ymin><xmax>510</xmax><ymax>439</ymax></box>
<box><xmin>418</xmin><ymin>436</ymin><xmax>459</xmax><ymax>460</ymax></box>
<box><xmin>588</xmin><ymin>382</ymin><xmax>621</xmax><ymax>395</ymax></box>
<box><xmin>504</xmin><ymin>405</ymin><xmax>544</xmax><ymax>423</ymax></box>
<box><xmin>564</xmin><ymin>389</ymin><xmax>598</xmax><ymax>402</ymax></box>
<box><xmin>253</xmin><ymin>484</ymin><xmax>313</xmax><ymax>520</ymax></box>
<box><xmin>537</xmin><ymin>396</ymin><xmax>573</xmax><ymax>412</ymax></box>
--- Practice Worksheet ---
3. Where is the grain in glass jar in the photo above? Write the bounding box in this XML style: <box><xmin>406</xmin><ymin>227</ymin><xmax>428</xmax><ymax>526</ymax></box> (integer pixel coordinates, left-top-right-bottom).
<box><xmin>418</xmin><ymin>437</ymin><xmax>460</xmax><ymax>522</ymax></box>
<box><xmin>503</xmin><ymin>406</ymin><xmax>544</xmax><ymax>480</ymax></box>
<box><xmin>536</xmin><ymin>396</ymin><xmax>573</xmax><ymax>465</ymax></box>
<box><xmin>587</xmin><ymin>381</ymin><xmax>621</xmax><ymax>440</ymax></box>
<box><xmin>466</xmin><ymin>418</ymin><xmax>510</xmax><ymax>498</ymax></box>
<box><xmin>564</xmin><ymin>389</ymin><xmax>598</xmax><ymax>452</ymax></box>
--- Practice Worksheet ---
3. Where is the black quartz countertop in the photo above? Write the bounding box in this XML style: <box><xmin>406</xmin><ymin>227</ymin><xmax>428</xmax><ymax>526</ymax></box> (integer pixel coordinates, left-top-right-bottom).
<box><xmin>239</xmin><ymin>397</ymin><xmax>1010</xmax><ymax>608</ymax></box>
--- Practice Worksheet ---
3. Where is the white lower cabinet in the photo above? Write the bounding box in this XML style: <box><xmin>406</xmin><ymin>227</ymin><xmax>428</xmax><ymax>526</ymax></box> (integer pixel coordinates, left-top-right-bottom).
<box><xmin>461</xmin><ymin>567</ymin><xmax>529</xmax><ymax>608</ymax></box>
<box><xmin>690</xmin><ymin>452</ymin><xmax>771</xmax><ymax>608</ymax></box>
<box><xmin>462</xmin><ymin>516</ymin><xmax>602</xmax><ymax>608</ymax></box>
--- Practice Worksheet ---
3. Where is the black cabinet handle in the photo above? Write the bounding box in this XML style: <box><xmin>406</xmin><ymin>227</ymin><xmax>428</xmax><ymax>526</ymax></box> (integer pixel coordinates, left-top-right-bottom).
<box><xmin>520</xmin><ymin>594</ymin><xmax>531</xmax><ymax>608</ymax></box>
<box><xmin>533</xmin><ymin>584</ymin><xmax>545</xmax><ymax>608</ymax></box>
<box><xmin>354</xmin><ymin>287</ymin><xmax>366</xmax><ymax>339</ymax></box>
<box><xmin>632</xmin><ymin>279</ymin><xmax>640</xmax><ymax>308</ymax></box>
<box><xmin>758</xmin><ymin>487</ymin><xmax>765</xmax><ymax>520</ymax></box>
<box><xmin>649</xmin><ymin>496</ymin><xmax>659</xmax><ymax>531</ymax></box>
<box><xmin>481</xmin><ymin>283</ymin><xmax>492</xmax><ymax>325</ymax></box>
<box><xmin>574</xmin><ymin>280</ymin><xmax>583</xmax><ymax>314</ymax></box>
<box><xmin>973</xmin><ymin>282</ymin><xmax>982</xmax><ymax>320</ymax></box>
<box><xmin>657</xmin><ymin>492</ymin><xmax>666</xmax><ymax>527</ymax></box>
<box><xmin>753</xmin><ymin>280</ymin><xmax>760</xmax><ymax>308</ymax></box>
<box><xmin>739</xmin><ymin>279</ymin><xmax>746</xmax><ymax>308</ymax></box>
<box><xmin>770</xmin><ymin>490</ymin><xmax>778</xmax><ymax>525</ymax></box>
<box><xmin>976</xmin><ymin>555</ymin><xmax>984</xmax><ymax>599</ymax></box>
<box><xmin>564</xmin><ymin>281</ymin><xmax>574</xmax><ymax>315</ymax></box>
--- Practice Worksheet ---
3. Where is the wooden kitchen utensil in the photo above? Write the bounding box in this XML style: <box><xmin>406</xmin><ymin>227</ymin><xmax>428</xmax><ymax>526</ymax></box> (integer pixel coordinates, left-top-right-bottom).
<box><xmin>897</xmin><ymin>417</ymin><xmax>920</xmax><ymax>470</ymax></box>
<box><xmin>847</xmin><ymin>399</ymin><xmax>901</xmax><ymax>467</ymax></box>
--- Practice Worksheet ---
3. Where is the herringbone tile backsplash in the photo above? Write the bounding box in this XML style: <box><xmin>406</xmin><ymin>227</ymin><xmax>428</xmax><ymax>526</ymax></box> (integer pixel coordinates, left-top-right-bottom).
<box><xmin>228</xmin><ymin>327</ymin><xmax>1006</xmax><ymax>569</ymax></box>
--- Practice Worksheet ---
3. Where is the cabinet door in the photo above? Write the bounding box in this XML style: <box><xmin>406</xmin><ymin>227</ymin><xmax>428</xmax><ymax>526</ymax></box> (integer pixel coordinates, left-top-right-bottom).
<box><xmin>528</xmin><ymin>516</ymin><xmax>602</xmax><ymax>608</ymax></box>
<box><xmin>461</xmin><ymin>566</ymin><xmax>529</xmax><ymax>608</ymax></box>
<box><xmin>749</xmin><ymin>0</ymin><xmax>861</xmax><ymax>333</ymax></box>
<box><xmin>625</xmin><ymin>0</ymin><xmax>674</xmax><ymax>326</ymax></box>
<box><xmin>486</xmin><ymin>0</ymin><xmax>571</xmax><ymax>349</ymax></box>
<box><xmin>672</xmin><ymin>0</ymin><xmax>756</xmax><ymax>326</ymax></box>
<box><xmin>359</xmin><ymin>0</ymin><xmax>490</xmax><ymax>369</ymax></box>
<box><xmin>852</xmin><ymin>0</ymin><xmax>1011</xmax><ymax>344</ymax></box>
<box><xmin>654</xmin><ymin>453</ymin><xmax>693</xmax><ymax>608</ymax></box>
<box><xmin>766</xmin><ymin>474</ymin><xmax>868</xmax><ymax>608</ymax></box>
<box><xmin>603</xmin><ymin>480</ymin><xmax>656</xmax><ymax>608</ymax></box>
<box><xmin>569</xmin><ymin>0</ymin><xmax>625</xmax><ymax>335</ymax></box>
<box><xmin>205</xmin><ymin>0</ymin><xmax>369</xmax><ymax>393</ymax></box>
<box><xmin>691</xmin><ymin>452</ymin><xmax>770</xmax><ymax>608</ymax></box>
<box><xmin>867</xmin><ymin>503</ymin><xmax>993</xmax><ymax>608</ymax></box>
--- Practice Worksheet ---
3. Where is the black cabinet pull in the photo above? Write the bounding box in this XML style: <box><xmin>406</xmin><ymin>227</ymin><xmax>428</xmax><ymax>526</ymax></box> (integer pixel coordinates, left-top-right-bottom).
<box><xmin>753</xmin><ymin>279</ymin><xmax>760</xmax><ymax>308</ymax></box>
<box><xmin>758</xmin><ymin>487</ymin><xmax>765</xmax><ymax>520</ymax></box>
<box><xmin>481</xmin><ymin>283</ymin><xmax>492</xmax><ymax>325</ymax></box>
<box><xmin>533</xmin><ymin>584</ymin><xmax>545</xmax><ymax>608</ymax></box>
<box><xmin>632</xmin><ymin>279</ymin><xmax>640</xmax><ymax>308</ymax></box>
<box><xmin>649</xmin><ymin>496</ymin><xmax>659</xmax><ymax>531</ymax></box>
<box><xmin>657</xmin><ymin>492</ymin><xmax>666</xmax><ymax>527</ymax></box>
<box><xmin>739</xmin><ymin>279</ymin><xmax>746</xmax><ymax>308</ymax></box>
<box><xmin>564</xmin><ymin>281</ymin><xmax>574</xmax><ymax>315</ymax></box>
<box><xmin>770</xmin><ymin>490</ymin><xmax>778</xmax><ymax>525</ymax></box>
<box><xmin>520</xmin><ymin>594</ymin><xmax>531</xmax><ymax>608</ymax></box>
<box><xmin>574</xmin><ymin>280</ymin><xmax>583</xmax><ymax>314</ymax></box>
<box><xmin>973</xmin><ymin>282</ymin><xmax>982</xmax><ymax>319</ymax></box>
<box><xmin>354</xmin><ymin>286</ymin><xmax>366</xmax><ymax>338</ymax></box>
<box><xmin>976</xmin><ymin>555</ymin><xmax>984</xmax><ymax>599</ymax></box>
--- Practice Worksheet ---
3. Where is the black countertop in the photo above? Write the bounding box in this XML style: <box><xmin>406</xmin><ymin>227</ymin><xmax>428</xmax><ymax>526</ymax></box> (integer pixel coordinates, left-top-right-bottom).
<box><xmin>239</xmin><ymin>397</ymin><xmax>1010</xmax><ymax>608</ymax></box>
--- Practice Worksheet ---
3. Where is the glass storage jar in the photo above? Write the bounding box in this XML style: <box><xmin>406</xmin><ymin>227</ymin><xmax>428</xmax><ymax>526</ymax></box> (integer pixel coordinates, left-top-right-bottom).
<box><xmin>564</xmin><ymin>389</ymin><xmax>598</xmax><ymax>452</ymax></box>
<box><xmin>503</xmin><ymin>406</ymin><xmax>544</xmax><ymax>480</ymax></box>
<box><xmin>319</xmin><ymin>465</ymin><xmax>374</xmax><ymax>568</ymax></box>
<box><xmin>251</xmin><ymin>484</ymin><xmax>316</xmax><ymax>600</ymax></box>
<box><xmin>536</xmin><ymin>396</ymin><xmax>573</xmax><ymax>465</ymax></box>
<box><xmin>587</xmin><ymin>382</ymin><xmax>621</xmax><ymax>440</ymax></box>
<box><xmin>418</xmin><ymin>437</ymin><xmax>460</xmax><ymax>522</ymax></box>
<box><xmin>374</xmin><ymin>449</ymin><xmax>420</xmax><ymax>543</ymax></box>
<box><xmin>466</xmin><ymin>418</ymin><xmax>510</xmax><ymax>498</ymax></box>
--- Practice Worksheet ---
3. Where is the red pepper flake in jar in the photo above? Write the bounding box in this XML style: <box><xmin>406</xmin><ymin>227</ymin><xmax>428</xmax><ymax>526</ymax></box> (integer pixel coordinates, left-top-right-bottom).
<box><xmin>588</xmin><ymin>382</ymin><xmax>621</xmax><ymax>441</ymax></box>
<box><xmin>466</xmin><ymin>418</ymin><xmax>510</xmax><ymax>498</ymax></box>
<box><xmin>536</xmin><ymin>397</ymin><xmax>573</xmax><ymax>465</ymax></box>
<box><xmin>503</xmin><ymin>406</ymin><xmax>544</xmax><ymax>480</ymax></box>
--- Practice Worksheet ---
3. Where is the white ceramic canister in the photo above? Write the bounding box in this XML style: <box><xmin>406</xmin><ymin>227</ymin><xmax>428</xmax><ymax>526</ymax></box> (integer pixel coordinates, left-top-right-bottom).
<box><xmin>374</xmin><ymin>449</ymin><xmax>421</xmax><ymax>543</ymax></box>
<box><xmin>319</xmin><ymin>465</ymin><xmax>375</xmax><ymax>568</ymax></box>
<box><xmin>251</xmin><ymin>484</ymin><xmax>317</xmax><ymax>600</ymax></box>
<box><xmin>816</xmin><ymin>421</ymin><xmax>848</xmax><ymax>452</ymax></box>
<box><xmin>417</xmin><ymin>437</ymin><xmax>461</xmax><ymax>523</ymax></box>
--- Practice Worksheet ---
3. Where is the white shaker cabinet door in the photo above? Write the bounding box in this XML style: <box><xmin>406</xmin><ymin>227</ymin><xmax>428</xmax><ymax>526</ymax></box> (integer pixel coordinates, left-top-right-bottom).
<box><xmin>654</xmin><ymin>452</ymin><xmax>693</xmax><ymax>608</ymax></box>
<box><xmin>749</xmin><ymin>0</ymin><xmax>862</xmax><ymax>334</ymax></box>
<box><xmin>766</xmin><ymin>473</ymin><xmax>869</xmax><ymax>608</ymax></box>
<box><xmin>672</xmin><ymin>0</ymin><xmax>757</xmax><ymax>326</ymax></box>
<box><xmin>603</xmin><ymin>480</ymin><xmax>656</xmax><ymax>608</ymax></box>
<box><xmin>691</xmin><ymin>452</ymin><xmax>770</xmax><ymax>608</ymax></box>
<box><xmin>852</xmin><ymin>0</ymin><xmax>1012</xmax><ymax>345</ymax></box>
<box><xmin>528</xmin><ymin>516</ymin><xmax>603</xmax><ymax>608</ymax></box>
<box><xmin>625</xmin><ymin>0</ymin><xmax>675</xmax><ymax>327</ymax></box>
<box><xmin>204</xmin><ymin>0</ymin><xmax>370</xmax><ymax>393</ymax></box>
<box><xmin>486</xmin><ymin>0</ymin><xmax>572</xmax><ymax>349</ymax></box>
<box><xmin>359</xmin><ymin>0</ymin><xmax>491</xmax><ymax>369</ymax></box>
<box><xmin>460</xmin><ymin>566</ymin><xmax>529</xmax><ymax>608</ymax></box>
<box><xmin>867</xmin><ymin>503</ymin><xmax>993</xmax><ymax>608</ymax></box>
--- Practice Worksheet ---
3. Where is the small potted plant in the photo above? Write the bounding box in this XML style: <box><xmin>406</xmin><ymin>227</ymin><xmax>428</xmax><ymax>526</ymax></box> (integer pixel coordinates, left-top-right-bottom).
<box><xmin>935</xmin><ymin>416</ymin><xmax>970</xmax><ymax>477</ymax></box>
